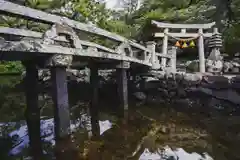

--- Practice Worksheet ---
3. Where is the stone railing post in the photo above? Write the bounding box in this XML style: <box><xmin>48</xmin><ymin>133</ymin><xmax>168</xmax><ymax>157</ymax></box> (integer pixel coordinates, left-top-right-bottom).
<box><xmin>198</xmin><ymin>28</ymin><xmax>205</xmax><ymax>73</ymax></box>
<box><xmin>146</xmin><ymin>41</ymin><xmax>159</xmax><ymax>69</ymax></box>
<box><xmin>169</xmin><ymin>46</ymin><xmax>177</xmax><ymax>73</ymax></box>
<box><xmin>162</xmin><ymin>28</ymin><xmax>169</xmax><ymax>67</ymax></box>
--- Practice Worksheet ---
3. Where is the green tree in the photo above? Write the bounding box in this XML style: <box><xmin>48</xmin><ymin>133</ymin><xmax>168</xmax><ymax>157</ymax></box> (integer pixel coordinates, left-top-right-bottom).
<box><xmin>125</xmin><ymin>0</ymin><xmax>240</xmax><ymax>55</ymax></box>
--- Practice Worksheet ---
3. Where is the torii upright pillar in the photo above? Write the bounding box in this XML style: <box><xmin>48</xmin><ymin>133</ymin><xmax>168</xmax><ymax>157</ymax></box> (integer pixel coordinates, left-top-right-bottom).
<box><xmin>198</xmin><ymin>28</ymin><xmax>206</xmax><ymax>73</ymax></box>
<box><xmin>161</xmin><ymin>28</ymin><xmax>169</xmax><ymax>67</ymax></box>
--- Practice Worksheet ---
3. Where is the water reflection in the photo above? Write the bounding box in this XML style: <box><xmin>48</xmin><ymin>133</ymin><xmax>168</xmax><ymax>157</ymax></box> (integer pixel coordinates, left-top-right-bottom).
<box><xmin>1</xmin><ymin>104</ymin><xmax>239</xmax><ymax>160</ymax></box>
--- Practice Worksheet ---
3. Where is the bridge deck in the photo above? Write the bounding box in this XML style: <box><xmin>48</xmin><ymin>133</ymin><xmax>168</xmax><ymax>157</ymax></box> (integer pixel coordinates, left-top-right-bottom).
<box><xmin>0</xmin><ymin>40</ymin><xmax>152</xmax><ymax>67</ymax></box>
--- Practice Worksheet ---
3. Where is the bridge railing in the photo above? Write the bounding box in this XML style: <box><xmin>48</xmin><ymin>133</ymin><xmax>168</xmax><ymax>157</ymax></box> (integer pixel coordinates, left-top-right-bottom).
<box><xmin>0</xmin><ymin>0</ymin><xmax>173</xmax><ymax>70</ymax></box>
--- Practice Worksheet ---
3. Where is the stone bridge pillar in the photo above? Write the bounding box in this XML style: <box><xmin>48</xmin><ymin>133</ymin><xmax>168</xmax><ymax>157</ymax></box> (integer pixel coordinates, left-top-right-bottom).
<box><xmin>47</xmin><ymin>55</ymin><xmax>78</xmax><ymax>159</ymax></box>
<box><xmin>46</xmin><ymin>55</ymin><xmax>72</xmax><ymax>141</ymax></box>
<box><xmin>89</xmin><ymin>62</ymin><xmax>100</xmax><ymax>139</ymax></box>
<box><xmin>51</xmin><ymin>66</ymin><xmax>70</xmax><ymax>140</ymax></box>
<box><xmin>23</xmin><ymin>61</ymin><xmax>43</xmax><ymax>160</ymax></box>
<box><xmin>116</xmin><ymin>61</ymin><xmax>130</xmax><ymax>118</ymax></box>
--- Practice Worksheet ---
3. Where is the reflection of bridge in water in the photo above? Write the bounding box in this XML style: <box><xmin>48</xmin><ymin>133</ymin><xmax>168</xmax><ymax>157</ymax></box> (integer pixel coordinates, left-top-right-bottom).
<box><xmin>0</xmin><ymin>0</ymin><xmax>223</xmax><ymax>159</ymax></box>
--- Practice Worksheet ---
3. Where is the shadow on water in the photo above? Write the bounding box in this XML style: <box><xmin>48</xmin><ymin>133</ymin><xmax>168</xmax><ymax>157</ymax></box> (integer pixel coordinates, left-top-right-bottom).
<box><xmin>0</xmin><ymin>76</ymin><xmax>240</xmax><ymax>160</ymax></box>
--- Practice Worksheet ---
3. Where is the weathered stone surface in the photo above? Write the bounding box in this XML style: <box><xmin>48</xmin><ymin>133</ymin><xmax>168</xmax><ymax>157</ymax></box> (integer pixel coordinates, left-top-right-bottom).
<box><xmin>43</xmin><ymin>23</ymin><xmax>83</xmax><ymax>49</ymax></box>
<box><xmin>46</xmin><ymin>55</ymin><xmax>73</xmax><ymax>67</ymax></box>
<box><xmin>186</xmin><ymin>59</ymin><xmax>223</xmax><ymax>73</ymax></box>
<box><xmin>189</xmin><ymin>88</ymin><xmax>240</xmax><ymax>105</ymax></box>
<box><xmin>206</xmin><ymin>59</ymin><xmax>223</xmax><ymax>73</ymax></box>
<box><xmin>232</xmin><ymin>67</ymin><xmax>239</xmax><ymax>73</ymax></box>
<box><xmin>183</xmin><ymin>73</ymin><xmax>203</xmax><ymax>82</ymax></box>
<box><xmin>207</xmin><ymin>48</ymin><xmax>222</xmax><ymax>61</ymax></box>
<box><xmin>184</xmin><ymin>58</ymin><xmax>240</xmax><ymax>74</ymax></box>
<box><xmin>22</xmin><ymin>68</ymin><xmax>114</xmax><ymax>84</ymax></box>
<box><xmin>131</xmin><ymin>70</ymin><xmax>240</xmax><ymax>105</ymax></box>
<box><xmin>230</xmin><ymin>76</ymin><xmax>240</xmax><ymax>90</ymax></box>
<box><xmin>202</xmin><ymin>75</ymin><xmax>230</xmax><ymax>86</ymax></box>
<box><xmin>0</xmin><ymin>40</ymin><xmax>43</xmax><ymax>52</ymax></box>
<box><xmin>185</xmin><ymin>60</ymin><xmax>199</xmax><ymax>72</ymax></box>
<box><xmin>133</xmin><ymin>92</ymin><xmax>147</xmax><ymax>100</ymax></box>
<box><xmin>223</xmin><ymin>61</ymin><xmax>234</xmax><ymax>72</ymax></box>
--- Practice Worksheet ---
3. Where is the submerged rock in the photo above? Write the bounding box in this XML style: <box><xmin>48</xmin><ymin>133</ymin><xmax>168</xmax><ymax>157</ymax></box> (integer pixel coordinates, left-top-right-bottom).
<box><xmin>133</xmin><ymin>92</ymin><xmax>147</xmax><ymax>101</ymax></box>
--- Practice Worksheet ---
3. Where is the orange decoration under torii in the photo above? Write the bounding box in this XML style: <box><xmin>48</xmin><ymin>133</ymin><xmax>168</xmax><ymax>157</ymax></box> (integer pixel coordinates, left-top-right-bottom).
<box><xmin>174</xmin><ymin>38</ymin><xmax>197</xmax><ymax>48</ymax></box>
<box><xmin>175</xmin><ymin>41</ymin><xmax>181</xmax><ymax>47</ymax></box>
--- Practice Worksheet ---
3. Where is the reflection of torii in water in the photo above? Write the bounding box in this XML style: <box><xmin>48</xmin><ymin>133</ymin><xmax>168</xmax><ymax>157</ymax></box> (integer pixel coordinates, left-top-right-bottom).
<box><xmin>151</xmin><ymin>20</ymin><xmax>222</xmax><ymax>73</ymax></box>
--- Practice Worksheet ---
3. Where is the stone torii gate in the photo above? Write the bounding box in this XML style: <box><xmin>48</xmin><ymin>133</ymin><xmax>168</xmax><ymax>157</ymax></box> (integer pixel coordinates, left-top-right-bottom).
<box><xmin>152</xmin><ymin>20</ymin><xmax>221</xmax><ymax>73</ymax></box>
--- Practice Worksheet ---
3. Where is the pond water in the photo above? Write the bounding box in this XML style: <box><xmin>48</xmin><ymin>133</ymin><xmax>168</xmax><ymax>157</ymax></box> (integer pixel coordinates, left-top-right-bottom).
<box><xmin>0</xmin><ymin>76</ymin><xmax>240</xmax><ymax>160</ymax></box>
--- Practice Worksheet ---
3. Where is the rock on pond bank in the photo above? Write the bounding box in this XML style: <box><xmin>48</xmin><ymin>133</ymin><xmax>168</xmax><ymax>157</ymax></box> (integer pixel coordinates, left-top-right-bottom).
<box><xmin>136</xmin><ymin>71</ymin><xmax>240</xmax><ymax>105</ymax></box>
